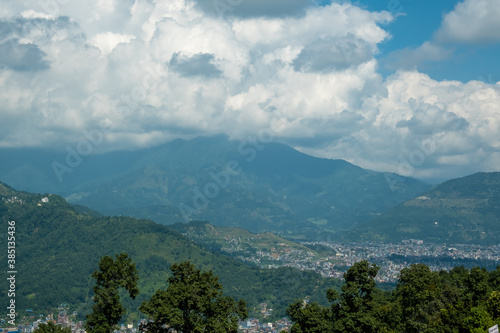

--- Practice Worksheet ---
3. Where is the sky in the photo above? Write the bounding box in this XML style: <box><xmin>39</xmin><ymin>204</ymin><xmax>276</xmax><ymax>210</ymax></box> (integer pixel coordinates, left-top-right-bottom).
<box><xmin>0</xmin><ymin>0</ymin><xmax>499</xmax><ymax>182</ymax></box>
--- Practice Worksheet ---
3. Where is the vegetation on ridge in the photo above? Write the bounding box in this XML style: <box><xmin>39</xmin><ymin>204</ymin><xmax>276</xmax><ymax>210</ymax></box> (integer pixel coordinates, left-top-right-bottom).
<box><xmin>341</xmin><ymin>172</ymin><xmax>500</xmax><ymax>244</ymax></box>
<box><xmin>0</xmin><ymin>182</ymin><xmax>340</xmax><ymax>320</ymax></box>
<box><xmin>288</xmin><ymin>260</ymin><xmax>500</xmax><ymax>332</ymax></box>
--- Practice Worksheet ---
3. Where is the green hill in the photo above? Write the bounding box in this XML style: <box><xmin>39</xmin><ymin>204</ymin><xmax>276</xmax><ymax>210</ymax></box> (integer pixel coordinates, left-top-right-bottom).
<box><xmin>171</xmin><ymin>220</ymin><xmax>320</xmax><ymax>261</ymax></box>
<box><xmin>341</xmin><ymin>172</ymin><xmax>500</xmax><ymax>244</ymax></box>
<box><xmin>0</xmin><ymin>136</ymin><xmax>430</xmax><ymax>241</ymax></box>
<box><xmin>0</xmin><ymin>182</ymin><xmax>341</xmax><ymax>320</ymax></box>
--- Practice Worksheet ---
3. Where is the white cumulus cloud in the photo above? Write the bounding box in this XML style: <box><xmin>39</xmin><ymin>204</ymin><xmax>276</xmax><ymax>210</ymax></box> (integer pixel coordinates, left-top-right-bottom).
<box><xmin>435</xmin><ymin>0</ymin><xmax>500</xmax><ymax>44</ymax></box>
<box><xmin>89</xmin><ymin>32</ymin><xmax>136</xmax><ymax>55</ymax></box>
<box><xmin>0</xmin><ymin>0</ymin><xmax>499</xmax><ymax>181</ymax></box>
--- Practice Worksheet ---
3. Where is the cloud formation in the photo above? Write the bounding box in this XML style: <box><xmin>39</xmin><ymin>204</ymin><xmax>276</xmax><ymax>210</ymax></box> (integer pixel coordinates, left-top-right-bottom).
<box><xmin>169</xmin><ymin>52</ymin><xmax>222</xmax><ymax>78</ymax></box>
<box><xmin>382</xmin><ymin>42</ymin><xmax>453</xmax><ymax>71</ymax></box>
<box><xmin>435</xmin><ymin>0</ymin><xmax>500</xmax><ymax>44</ymax></box>
<box><xmin>0</xmin><ymin>0</ymin><xmax>499</xmax><ymax>181</ymax></box>
<box><xmin>0</xmin><ymin>39</ymin><xmax>49</xmax><ymax>71</ymax></box>
<box><xmin>293</xmin><ymin>35</ymin><xmax>373</xmax><ymax>72</ymax></box>
<box><xmin>194</xmin><ymin>0</ymin><xmax>318</xmax><ymax>18</ymax></box>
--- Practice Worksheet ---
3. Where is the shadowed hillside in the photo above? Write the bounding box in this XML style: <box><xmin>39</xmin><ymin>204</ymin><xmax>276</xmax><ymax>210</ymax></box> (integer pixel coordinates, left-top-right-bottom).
<box><xmin>0</xmin><ymin>136</ymin><xmax>429</xmax><ymax>241</ymax></box>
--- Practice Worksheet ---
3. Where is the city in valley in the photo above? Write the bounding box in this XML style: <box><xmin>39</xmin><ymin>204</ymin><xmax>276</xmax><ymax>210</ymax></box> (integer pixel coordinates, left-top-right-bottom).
<box><xmin>3</xmin><ymin>237</ymin><xmax>499</xmax><ymax>333</ymax></box>
<box><xmin>222</xmin><ymin>237</ymin><xmax>500</xmax><ymax>283</ymax></box>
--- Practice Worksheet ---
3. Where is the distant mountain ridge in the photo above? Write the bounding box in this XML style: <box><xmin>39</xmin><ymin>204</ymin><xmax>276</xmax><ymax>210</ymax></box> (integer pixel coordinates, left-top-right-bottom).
<box><xmin>0</xmin><ymin>135</ymin><xmax>430</xmax><ymax>240</ymax></box>
<box><xmin>341</xmin><ymin>172</ymin><xmax>500</xmax><ymax>244</ymax></box>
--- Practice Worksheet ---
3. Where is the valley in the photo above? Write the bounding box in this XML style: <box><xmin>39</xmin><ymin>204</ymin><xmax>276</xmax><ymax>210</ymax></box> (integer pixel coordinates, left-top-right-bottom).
<box><xmin>173</xmin><ymin>221</ymin><xmax>500</xmax><ymax>283</ymax></box>
<box><xmin>1</xmin><ymin>138</ymin><xmax>500</xmax><ymax>332</ymax></box>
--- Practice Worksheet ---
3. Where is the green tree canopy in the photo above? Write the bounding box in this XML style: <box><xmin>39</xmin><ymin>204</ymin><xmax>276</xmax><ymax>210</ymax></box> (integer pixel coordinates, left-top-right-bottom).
<box><xmin>334</xmin><ymin>260</ymin><xmax>380</xmax><ymax>332</ymax></box>
<box><xmin>85</xmin><ymin>253</ymin><xmax>139</xmax><ymax>333</ymax></box>
<box><xmin>140</xmin><ymin>261</ymin><xmax>247</xmax><ymax>333</ymax></box>
<box><xmin>287</xmin><ymin>261</ymin><xmax>500</xmax><ymax>333</ymax></box>
<box><xmin>286</xmin><ymin>300</ymin><xmax>333</xmax><ymax>333</ymax></box>
<box><xmin>33</xmin><ymin>322</ymin><xmax>71</xmax><ymax>333</ymax></box>
<box><xmin>397</xmin><ymin>263</ymin><xmax>444</xmax><ymax>332</ymax></box>
<box><xmin>287</xmin><ymin>260</ymin><xmax>381</xmax><ymax>333</ymax></box>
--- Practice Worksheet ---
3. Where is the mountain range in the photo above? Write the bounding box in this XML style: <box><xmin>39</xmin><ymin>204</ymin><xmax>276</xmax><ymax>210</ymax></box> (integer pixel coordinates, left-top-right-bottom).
<box><xmin>0</xmin><ymin>135</ymin><xmax>430</xmax><ymax>241</ymax></box>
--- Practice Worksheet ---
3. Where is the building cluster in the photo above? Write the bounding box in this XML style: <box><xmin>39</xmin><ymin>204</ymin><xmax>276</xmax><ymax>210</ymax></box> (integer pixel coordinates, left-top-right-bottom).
<box><xmin>238</xmin><ymin>318</ymin><xmax>292</xmax><ymax>332</ymax></box>
<box><xmin>37</xmin><ymin>197</ymin><xmax>50</xmax><ymax>206</ymax></box>
<box><xmin>241</xmin><ymin>247</ymin><xmax>315</xmax><ymax>265</ymax></box>
<box><xmin>7</xmin><ymin>303</ymin><xmax>290</xmax><ymax>333</ymax></box>
<box><xmin>2</xmin><ymin>196</ymin><xmax>24</xmax><ymax>204</ymax></box>
<box><xmin>6</xmin><ymin>305</ymin><xmax>84</xmax><ymax>333</ymax></box>
<box><xmin>9</xmin><ymin>315</ymin><xmax>291</xmax><ymax>333</ymax></box>
<box><xmin>300</xmin><ymin>241</ymin><xmax>500</xmax><ymax>282</ymax></box>
<box><xmin>2</xmin><ymin>196</ymin><xmax>50</xmax><ymax>206</ymax></box>
<box><xmin>220</xmin><ymin>236</ymin><xmax>500</xmax><ymax>283</ymax></box>
<box><xmin>11</xmin><ymin>317</ymin><xmax>134</xmax><ymax>333</ymax></box>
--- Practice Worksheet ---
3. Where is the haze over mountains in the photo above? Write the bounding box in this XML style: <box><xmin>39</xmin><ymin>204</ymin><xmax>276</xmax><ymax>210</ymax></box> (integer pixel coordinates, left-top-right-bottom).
<box><xmin>0</xmin><ymin>136</ymin><xmax>430</xmax><ymax>240</ymax></box>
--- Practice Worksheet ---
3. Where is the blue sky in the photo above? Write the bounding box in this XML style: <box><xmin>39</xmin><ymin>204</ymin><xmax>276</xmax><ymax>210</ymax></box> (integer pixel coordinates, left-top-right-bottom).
<box><xmin>0</xmin><ymin>0</ymin><xmax>499</xmax><ymax>181</ymax></box>
<box><xmin>357</xmin><ymin>0</ymin><xmax>500</xmax><ymax>83</ymax></box>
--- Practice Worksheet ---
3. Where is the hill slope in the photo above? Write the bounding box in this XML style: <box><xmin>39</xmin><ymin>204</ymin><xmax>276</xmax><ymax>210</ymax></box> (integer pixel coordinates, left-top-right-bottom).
<box><xmin>170</xmin><ymin>220</ymin><xmax>320</xmax><ymax>262</ymax></box>
<box><xmin>341</xmin><ymin>172</ymin><xmax>500</xmax><ymax>244</ymax></box>
<box><xmin>0</xmin><ymin>136</ymin><xmax>429</xmax><ymax>240</ymax></box>
<box><xmin>0</xmin><ymin>183</ymin><xmax>340</xmax><ymax>320</ymax></box>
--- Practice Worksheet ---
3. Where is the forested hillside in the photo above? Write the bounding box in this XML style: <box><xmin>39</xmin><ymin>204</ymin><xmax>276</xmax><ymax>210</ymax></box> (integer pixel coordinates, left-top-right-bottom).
<box><xmin>341</xmin><ymin>172</ymin><xmax>500</xmax><ymax>244</ymax></box>
<box><xmin>0</xmin><ymin>182</ymin><xmax>340</xmax><ymax>320</ymax></box>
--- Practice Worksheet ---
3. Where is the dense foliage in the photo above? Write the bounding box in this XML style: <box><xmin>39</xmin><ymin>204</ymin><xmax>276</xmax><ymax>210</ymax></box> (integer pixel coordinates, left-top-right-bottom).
<box><xmin>287</xmin><ymin>260</ymin><xmax>500</xmax><ymax>332</ymax></box>
<box><xmin>140</xmin><ymin>261</ymin><xmax>247</xmax><ymax>332</ymax></box>
<box><xmin>85</xmin><ymin>254</ymin><xmax>139</xmax><ymax>333</ymax></box>
<box><xmin>82</xmin><ymin>255</ymin><xmax>245</xmax><ymax>333</ymax></box>
<box><xmin>33</xmin><ymin>322</ymin><xmax>72</xmax><ymax>333</ymax></box>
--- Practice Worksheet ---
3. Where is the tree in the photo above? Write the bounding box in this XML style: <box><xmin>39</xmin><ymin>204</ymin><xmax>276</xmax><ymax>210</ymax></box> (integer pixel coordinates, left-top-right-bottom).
<box><xmin>34</xmin><ymin>322</ymin><xmax>71</xmax><ymax>333</ymax></box>
<box><xmin>140</xmin><ymin>261</ymin><xmax>247</xmax><ymax>333</ymax></box>
<box><xmin>490</xmin><ymin>266</ymin><xmax>500</xmax><ymax>290</ymax></box>
<box><xmin>397</xmin><ymin>263</ymin><xmax>444</xmax><ymax>333</ymax></box>
<box><xmin>487</xmin><ymin>290</ymin><xmax>500</xmax><ymax>320</ymax></box>
<box><xmin>286</xmin><ymin>300</ymin><xmax>333</xmax><ymax>333</ymax></box>
<box><xmin>464</xmin><ymin>306</ymin><xmax>496</xmax><ymax>333</ymax></box>
<box><xmin>287</xmin><ymin>260</ymin><xmax>381</xmax><ymax>333</ymax></box>
<box><xmin>333</xmin><ymin>260</ymin><xmax>381</xmax><ymax>332</ymax></box>
<box><xmin>466</xmin><ymin>267</ymin><xmax>491</xmax><ymax>304</ymax></box>
<box><xmin>0</xmin><ymin>200</ymin><xmax>7</xmax><ymax>215</ymax></box>
<box><xmin>85</xmin><ymin>253</ymin><xmax>139</xmax><ymax>333</ymax></box>
<box><xmin>286</xmin><ymin>262</ymin><xmax>500</xmax><ymax>332</ymax></box>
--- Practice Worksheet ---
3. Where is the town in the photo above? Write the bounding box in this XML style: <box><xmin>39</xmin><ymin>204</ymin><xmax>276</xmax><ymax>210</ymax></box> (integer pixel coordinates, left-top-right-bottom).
<box><xmin>223</xmin><ymin>236</ymin><xmax>500</xmax><ymax>283</ymax></box>
<box><xmin>2</xmin><ymin>306</ymin><xmax>292</xmax><ymax>333</ymax></box>
<box><xmin>3</xmin><ymin>239</ymin><xmax>500</xmax><ymax>333</ymax></box>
